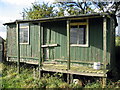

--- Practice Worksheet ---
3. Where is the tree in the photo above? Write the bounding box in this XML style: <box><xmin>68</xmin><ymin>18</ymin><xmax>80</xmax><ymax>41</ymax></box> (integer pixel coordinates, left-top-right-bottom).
<box><xmin>54</xmin><ymin>1</ymin><xmax>95</xmax><ymax>15</ymax></box>
<box><xmin>92</xmin><ymin>1</ymin><xmax>120</xmax><ymax>14</ymax></box>
<box><xmin>23</xmin><ymin>1</ymin><xmax>120</xmax><ymax>20</ymax></box>
<box><xmin>23</xmin><ymin>2</ymin><xmax>55</xmax><ymax>19</ymax></box>
<box><xmin>54</xmin><ymin>0</ymin><xmax>120</xmax><ymax>15</ymax></box>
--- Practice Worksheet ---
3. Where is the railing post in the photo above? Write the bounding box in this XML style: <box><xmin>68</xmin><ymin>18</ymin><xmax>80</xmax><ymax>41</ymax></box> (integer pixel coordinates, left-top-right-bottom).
<box><xmin>39</xmin><ymin>23</ymin><xmax>42</xmax><ymax>78</ymax></box>
<box><xmin>67</xmin><ymin>20</ymin><xmax>70</xmax><ymax>83</ymax></box>
<box><xmin>103</xmin><ymin>16</ymin><xmax>107</xmax><ymax>88</ymax></box>
<box><xmin>16</xmin><ymin>22</ymin><xmax>20</xmax><ymax>74</ymax></box>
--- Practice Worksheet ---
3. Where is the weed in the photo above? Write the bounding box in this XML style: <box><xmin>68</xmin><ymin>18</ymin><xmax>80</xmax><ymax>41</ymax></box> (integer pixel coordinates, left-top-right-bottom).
<box><xmin>1</xmin><ymin>62</ymin><xmax>120</xmax><ymax>88</ymax></box>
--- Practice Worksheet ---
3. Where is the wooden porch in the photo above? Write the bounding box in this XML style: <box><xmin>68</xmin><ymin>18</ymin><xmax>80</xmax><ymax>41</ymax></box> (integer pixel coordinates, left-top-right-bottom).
<box><xmin>7</xmin><ymin>58</ymin><xmax>107</xmax><ymax>78</ymax></box>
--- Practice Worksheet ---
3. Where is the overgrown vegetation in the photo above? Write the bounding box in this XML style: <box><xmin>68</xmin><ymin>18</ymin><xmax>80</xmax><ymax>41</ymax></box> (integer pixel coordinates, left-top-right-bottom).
<box><xmin>1</xmin><ymin>62</ymin><xmax>81</xmax><ymax>88</ymax></box>
<box><xmin>0</xmin><ymin>62</ymin><xmax>120</xmax><ymax>88</ymax></box>
<box><xmin>116</xmin><ymin>36</ymin><xmax>120</xmax><ymax>46</ymax></box>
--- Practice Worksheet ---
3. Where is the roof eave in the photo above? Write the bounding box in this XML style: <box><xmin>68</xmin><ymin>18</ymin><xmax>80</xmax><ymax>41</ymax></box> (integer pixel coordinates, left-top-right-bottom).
<box><xmin>3</xmin><ymin>13</ymin><xmax>110</xmax><ymax>25</ymax></box>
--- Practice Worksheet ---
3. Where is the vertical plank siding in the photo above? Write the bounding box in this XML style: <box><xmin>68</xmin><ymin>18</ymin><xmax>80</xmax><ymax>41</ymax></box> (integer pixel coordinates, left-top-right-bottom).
<box><xmin>0</xmin><ymin>37</ymin><xmax>4</xmax><ymax>61</ymax></box>
<box><xmin>30</xmin><ymin>23</ymin><xmax>39</xmax><ymax>58</ymax></box>
<box><xmin>42</xmin><ymin>21</ymin><xmax>67</xmax><ymax>60</ymax></box>
<box><xmin>7</xmin><ymin>17</ymin><xmax>112</xmax><ymax>66</ymax></box>
<box><xmin>70</xmin><ymin>18</ymin><xmax>104</xmax><ymax>63</ymax></box>
<box><xmin>7</xmin><ymin>24</ymin><xmax>17</xmax><ymax>57</ymax></box>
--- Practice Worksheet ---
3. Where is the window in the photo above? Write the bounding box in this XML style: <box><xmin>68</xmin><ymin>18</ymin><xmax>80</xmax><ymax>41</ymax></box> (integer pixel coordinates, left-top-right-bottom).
<box><xmin>70</xmin><ymin>19</ymin><xmax>88</xmax><ymax>47</ymax></box>
<box><xmin>19</xmin><ymin>23</ymin><xmax>29</xmax><ymax>44</ymax></box>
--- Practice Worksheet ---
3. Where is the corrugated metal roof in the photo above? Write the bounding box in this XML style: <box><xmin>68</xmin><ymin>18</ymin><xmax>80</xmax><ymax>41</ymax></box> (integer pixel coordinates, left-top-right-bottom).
<box><xmin>3</xmin><ymin>13</ymin><xmax>110</xmax><ymax>25</ymax></box>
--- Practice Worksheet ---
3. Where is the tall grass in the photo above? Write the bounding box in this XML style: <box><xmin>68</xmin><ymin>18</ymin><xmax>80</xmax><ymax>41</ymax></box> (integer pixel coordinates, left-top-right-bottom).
<box><xmin>1</xmin><ymin>62</ymin><xmax>120</xmax><ymax>88</ymax></box>
<box><xmin>1</xmin><ymin>62</ymin><xmax>70</xmax><ymax>88</ymax></box>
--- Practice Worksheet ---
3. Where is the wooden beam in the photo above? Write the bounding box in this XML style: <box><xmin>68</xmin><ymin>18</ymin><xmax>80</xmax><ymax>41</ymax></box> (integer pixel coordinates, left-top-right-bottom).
<box><xmin>103</xmin><ymin>16</ymin><xmax>107</xmax><ymax>87</ymax></box>
<box><xmin>42</xmin><ymin>68</ymin><xmax>107</xmax><ymax>77</ymax></box>
<box><xmin>70</xmin><ymin>22</ymin><xmax>87</xmax><ymax>26</ymax></box>
<box><xmin>41</xmin><ymin>44</ymin><xmax>58</xmax><ymax>48</ymax></box>
<box><xmin>67</xmin><ymin>20</ymin><xmax>71</xmax><ymax>84</ymax></box>
<box><xmin>67</xmin><ymin>20</ymin><xmax>70</xmax><ymax>70</ymax></box>
<box><xmin>16</xmin><ymin>22</ymin><xmax>20</xmax><ymax>74</ymax></box>
<box><xmin>38</xmin><ymin>23</ymin><xmax>42</xmax><ymax>78</ymax></box>
<box><xmin>103</xmin><ymin>17</ymin><xmax>107</xmax><ymax>71</ymax></box>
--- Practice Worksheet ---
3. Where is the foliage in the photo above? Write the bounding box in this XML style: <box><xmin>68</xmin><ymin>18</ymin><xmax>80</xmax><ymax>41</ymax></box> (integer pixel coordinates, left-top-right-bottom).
<box><xmin>116</xmin><ymin>36</ymin><xmax>120</xmax><ymax>46</ymax></box>
<box><xmin>54</xmin><ymin>1</ymin><xmax>95</xmax><ymax>15</ymax></box>
<box><xmin>24</xmin><ymin>2</ymin><xmax>55</xmax><ymax>19</ymax></box>
<box><xmin>1</xmin><ymin>63</ymin><xmax>70</xmax><ymax>88</ymax></box>
<box><xmin>1</xmin><ymin>62</ymin><xmax>120</xmax><ymax>88</ymax></box>
<box><xmin>69</xmin><ymin>83</ymin><xmax>82</xmax><ymax>88</ymax></box>
<box><xmin>23</xmin><ymin>1</ymin><xmax>120</xmax><ymax>20</ymax></box>
<box><xmin>85</xmin><ymin>82</ymin><xmax>102</xmax><ymax>88</ymax></box>
<box><xmin>54</xmin><ymin>0</ymin><xmax>120</xmax><ymax>16</ymax></box>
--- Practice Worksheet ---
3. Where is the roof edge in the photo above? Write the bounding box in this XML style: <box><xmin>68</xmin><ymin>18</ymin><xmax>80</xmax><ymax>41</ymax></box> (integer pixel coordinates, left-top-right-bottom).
<box><xmin>3</xmin><ymin>13</ymin><xmax>110</xmax><ymax>25</ymax></box>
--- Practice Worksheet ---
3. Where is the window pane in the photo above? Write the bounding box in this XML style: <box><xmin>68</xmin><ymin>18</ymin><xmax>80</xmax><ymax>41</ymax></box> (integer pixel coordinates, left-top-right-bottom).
<box><xmin>19</xmin><ymin>23</ymin><xmax>29</xmax><ymax>43</ymax></box>
<box><xmin>24</xmin><ymin>28</ymin><xmax>28</xmax><ymax>43</ymax></box>
<box><xmin>70</xmin><ymin>26</ymin><xmax>78</xmax><ymax>44</ymax></box>
<box><xmin>78</xmin><ymin>25</ymin><xmax>86</xmax><ymax>44</ymax></box>
<box><xmin>70</xmin><ymin>25</ymin><xmax>86</xmax><ymax>44</ymax></box>
<box><xmin>20</xmin><ymin>30</ymin><xmax>24</xmax><ymax>43</ymax></box>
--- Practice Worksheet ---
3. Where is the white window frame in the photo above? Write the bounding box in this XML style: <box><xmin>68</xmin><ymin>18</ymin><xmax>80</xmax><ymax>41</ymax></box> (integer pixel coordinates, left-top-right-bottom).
<box><xmin>19</xmin><ymin>23</ymin><xmax>29</xmax><ymax>44</ymax></box>
<box><xmin>70</xmin><ymin>19</ymin><xmax>89</xmax><ymax>47</ymax></box>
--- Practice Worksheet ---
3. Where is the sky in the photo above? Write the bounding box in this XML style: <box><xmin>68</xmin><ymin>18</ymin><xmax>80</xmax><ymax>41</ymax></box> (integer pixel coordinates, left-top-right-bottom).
<box><xmin>0</xmin><ymin>0</ymin><xmax>55</xmax><ymax>39</ymax></box>
<box><xmin>0</xmin><ymin>0</ymin><xmax>120</xmax><ymax>39</ymax></box>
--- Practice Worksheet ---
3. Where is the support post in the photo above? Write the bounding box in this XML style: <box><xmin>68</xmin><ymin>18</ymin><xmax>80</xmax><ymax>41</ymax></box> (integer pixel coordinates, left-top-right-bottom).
<box><xmin>16</xmin><ymin>22</ymin><xmax>20</xmax><ymax>74</ymax></box>
<box><xmin>67</xmin><ymin>20</ymin><xmax>70</xmax><ymax>70</ymax></box>
<box><xmin>67</xmin><ymin>74</ymin><xmax>70</xmax><ymax>84</ymax></box>
<box><xmin>70</xmin><ymin>74</ymin><xmax>73</xmax><ymax>83</ymax></box>
<box><xmin>67</xmin><ymin>20</ymin><xmax>70</xmax><ymax>83</ymax></box>
<box><xmin>38</xmin><ymin>23</ymin><xmax>42</xmax><ymax>78</ymax></box>
<box><xmin>103</xmin><ymin>16</ymin><xmax>107</xmax><ymax>88</ymax></box>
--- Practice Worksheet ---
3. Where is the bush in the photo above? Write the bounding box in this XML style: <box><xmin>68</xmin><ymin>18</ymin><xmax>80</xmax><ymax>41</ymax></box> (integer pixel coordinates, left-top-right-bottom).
<box><xmin>85</xmin><ymin>82</ymin><xmax>102</xmax><ymax>88</ymax></box>
<box><xmin>116</xmin><ymin>36</ymin><xmax>120</xmax><ymax>46</ymax></box>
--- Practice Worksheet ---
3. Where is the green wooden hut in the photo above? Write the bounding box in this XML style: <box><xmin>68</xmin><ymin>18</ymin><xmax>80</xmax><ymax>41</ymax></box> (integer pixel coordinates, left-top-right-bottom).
<box><xmin>4</xmin><ymin>13</ymin><xmax>117</xmax><ymax>84</ymax></box>
<box><xmin>0</xmin><ymin>36</ymin><xmax>4</xmax><ymax>62</ymax></box>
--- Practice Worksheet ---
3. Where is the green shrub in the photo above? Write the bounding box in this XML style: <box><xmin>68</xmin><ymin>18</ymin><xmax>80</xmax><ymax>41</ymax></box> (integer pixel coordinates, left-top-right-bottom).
<box><xmin>116</xmin><ymin>36</ymin><xmax>120</xmax><ymax>46</ymax></box>
<box><xmin>69</xmin><ymin>83</ymin><xmax>82</xmax><ymax>88</ymax></box>
<box><xmin>85</xmin><ymin>82</ymin><xmax>102</xmax><ymax>88</ymax></box>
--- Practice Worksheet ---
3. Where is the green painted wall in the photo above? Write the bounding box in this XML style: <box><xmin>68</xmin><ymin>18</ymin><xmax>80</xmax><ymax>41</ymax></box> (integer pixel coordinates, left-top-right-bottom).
<box><xmin>7</xmin><ymin>24</ymin><xmax>17</xmax><ymax>57</ymax></box>
<box><xmin>7</xmin><ymin>23</ymin><xmax>39</xmax><ymax>60</ymax></box>
<box><xmin>0</xmin><ymin>37</ymin><xmax>4</xmax><ymax>61</ymax></box>
<box><xmin>42</xmin><ymin>21</ymin><xmax>67</xmax><ymax>60</ymax></box>
<box><xmin>7</xmin><ymin>17</ymin><xmax>113</xmax><ymax>66</ymax></box>
<box><xmin>42</xmin><ymin>18</ymin><xmax>111</xmax><ymax>64</ymax></box>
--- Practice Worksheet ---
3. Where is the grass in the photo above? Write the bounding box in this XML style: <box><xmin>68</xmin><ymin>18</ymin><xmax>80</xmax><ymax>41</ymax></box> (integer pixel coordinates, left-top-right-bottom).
<box><xmin>116</xmin><ymin>36</ymin><xmax>120</xmax><ymax>46</ymax></box>
<box><xmin>1</xmin><ymin>62</ymin><xmax>73</xmax><ymax>88</ymax></box>
<box><xmin>1</xmin><ymin>62</ymin><xmax>120</xmax><ymax>88</ymax></box>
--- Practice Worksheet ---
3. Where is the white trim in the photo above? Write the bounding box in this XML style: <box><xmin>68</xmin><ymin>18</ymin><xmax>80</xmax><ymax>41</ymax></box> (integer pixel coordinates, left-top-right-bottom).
<box><xmin>41</xmin><ymin>44</ymin><xmax>58</xmax><ymax>48</ymax></box>
<box><xmin>19</xmin><ymin>24</ymin><xmax>29</xmax><ymax>44</ymax></box>
<box><xmin>70</xmin><ymin>19</ymin><xmax>89</xmax><ymax>47</ymax></box>
<box><xmin>70</xmin><ymin>44</ymin><xmax>88</xmax><ymax>47</ymax></box>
